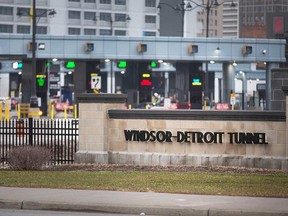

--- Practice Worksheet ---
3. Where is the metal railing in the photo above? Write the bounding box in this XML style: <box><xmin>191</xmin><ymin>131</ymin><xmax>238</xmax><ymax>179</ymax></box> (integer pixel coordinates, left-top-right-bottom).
<box><xmin>0</xmin><ymin>118</ymin><xmax>79</xmax><ymax>165</ymax></box>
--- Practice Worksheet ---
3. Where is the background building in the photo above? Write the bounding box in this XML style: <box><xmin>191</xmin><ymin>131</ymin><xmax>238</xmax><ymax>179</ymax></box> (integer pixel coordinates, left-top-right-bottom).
<box><xmin>0</xmin><ymin>0</ymin><xmax>160</xmax><ymax>37</ymax></box>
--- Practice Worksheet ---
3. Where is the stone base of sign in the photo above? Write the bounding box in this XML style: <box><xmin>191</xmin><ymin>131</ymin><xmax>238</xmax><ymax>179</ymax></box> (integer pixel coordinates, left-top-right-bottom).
<box><xmin>75</xmin><ymin>151</ymin><xmax>288</xmax><ymax>170</ymax></box>
<box><xmin>75</xmin><ymin>151</ymin><xmax>108</xmax><ymax>164</ymax></box>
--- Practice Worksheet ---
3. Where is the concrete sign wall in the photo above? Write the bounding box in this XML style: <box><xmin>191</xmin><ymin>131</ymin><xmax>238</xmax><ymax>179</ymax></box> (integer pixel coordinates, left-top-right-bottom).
<box><xmin>75</xmin><ymin>93</ymin><xmax>288</xmax><ymax>170</ymax></box>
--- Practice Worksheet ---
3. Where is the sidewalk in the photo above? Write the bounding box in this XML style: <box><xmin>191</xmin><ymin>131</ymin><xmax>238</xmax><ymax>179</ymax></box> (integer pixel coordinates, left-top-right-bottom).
<box><xmin>0</xmin><ymin>187</ymin><xmax>287</xmax><ymax>216</ymax></box>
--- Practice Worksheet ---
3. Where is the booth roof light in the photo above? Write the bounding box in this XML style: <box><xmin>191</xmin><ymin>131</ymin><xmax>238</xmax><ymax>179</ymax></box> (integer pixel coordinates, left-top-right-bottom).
<box><xmin>142</xmin><ymin>73</ymin><xmax>151</xmax><ymax>78</ymax></box>
<box><xmin>192</xmin><ymin>78</ymin><xmax>202</xmax><ymax>86</ymax></box>
<box><xmin>140</xmin><ymin>79</ymin><xmax>152</xmax><ymax>86</ymax></box>
<box><xmin>65</xmin><ymin>61</ymin><xmax>75</xmax><ymax>69</ymax></box>
<box><xmin>118</xmin><ymin>61</ymin><xmax>127</xmax><ymax>68</ymax></box>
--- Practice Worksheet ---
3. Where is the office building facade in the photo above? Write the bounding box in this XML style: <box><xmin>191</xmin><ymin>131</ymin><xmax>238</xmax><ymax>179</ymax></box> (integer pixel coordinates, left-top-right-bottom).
<box><xmin>0</xmin><ymin>0</ymin><xmax>160</xmax><ymax>37</ymax></box>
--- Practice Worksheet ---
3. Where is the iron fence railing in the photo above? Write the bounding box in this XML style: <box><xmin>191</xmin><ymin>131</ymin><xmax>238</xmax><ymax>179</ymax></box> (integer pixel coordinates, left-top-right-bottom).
<box><xmin>0</xmin><ymin>118</ymin><xmax>79</xmax><ymax>165</ymax></box>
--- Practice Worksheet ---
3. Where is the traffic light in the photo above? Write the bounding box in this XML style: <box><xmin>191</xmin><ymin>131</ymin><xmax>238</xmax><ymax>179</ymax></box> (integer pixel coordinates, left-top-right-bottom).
<box><xmin>36</xmin><ymin>74</ymin><xmax>47</xmax><ymax>91</ymax></box>
<box><xmin>137</xmin><ymin>43</ymin><xmax>147</xmax><ymax>53</ymax></box>
<box><xmin>188</xmin><ymin>44</ymin><xmax>198</xmax><ymax>54</ymax></box>
<box><xmin>64</xmin><ymin>61</ymin><xmax>76</xmax><ymax>69</ymax></box>
<box><xmin>242</xmin><ymin>45</ymin><xmax>252</xmax><ymax>55</ymax></box>
<box><xmin>84</xmin><ymin>43</ymin><xmax>94</xmax><ymax>52</ymax></box>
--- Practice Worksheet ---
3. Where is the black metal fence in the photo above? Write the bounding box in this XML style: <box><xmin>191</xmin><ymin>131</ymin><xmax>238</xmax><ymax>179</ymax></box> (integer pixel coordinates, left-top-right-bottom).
<box><xmin>0</xmin><ymin>118</ymin><xmax>79</xmax><ymax>165</ymax></box>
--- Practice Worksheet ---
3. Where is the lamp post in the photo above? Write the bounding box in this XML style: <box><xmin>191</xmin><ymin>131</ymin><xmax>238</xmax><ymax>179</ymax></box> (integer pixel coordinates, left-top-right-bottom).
<box><xmin>17</xmin><ymin>1</ymin><xmax>56</xmax><ymax>106</ymax></box>
<box><xmin>30</xmin><ymin>0</ymin><xmax>37</xmax><ymax>106</ymax></box>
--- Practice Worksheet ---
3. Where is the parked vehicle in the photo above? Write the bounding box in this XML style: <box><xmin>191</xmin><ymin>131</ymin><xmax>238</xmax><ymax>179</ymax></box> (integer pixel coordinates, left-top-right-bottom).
<box><xmin>169</xmin><ymin>99</ymin><xmax>191</xmax><ymax>109</ymax></box>
<box><xmin>215</xmin><ymin>103</ymin><xmax>230</xmax><ymax>110</ymax></box>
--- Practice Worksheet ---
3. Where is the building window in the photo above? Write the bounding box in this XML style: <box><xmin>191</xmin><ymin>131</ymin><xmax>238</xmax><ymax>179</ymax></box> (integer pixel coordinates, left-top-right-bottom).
<box><xmin>69</xmin><ymin>0</ymin><xmax>80</xmax><ymax>2</ymax></box>
<box><xmin>36</xmin><ymin>9</ymin><xmax>48</xmax><ymax>17</ymax></box>
<box><xmin>36</xmin><ymin>26</ymin><xmax>47</xmax><ymax>34</ymax></box>
<box><xmin>115</xmin><ymin>0</ymin><xmax>126</xmax><ymax>5</ymax></box>
<box><xmin>115</xmin><ymin>13</ymin><xmax>126</xmax><ymax>21</ymax></box>
<box><xmin>0</xmin><ymin>24</ymin><xmax>13</xmax><ymax>33</ymax></box>
<box><xmin>100</xmin><ymin>12</ymin><xmax>111</xmax><ymax>21</ymax></box>
<box><xmin>84</xmin><ymin>0</ymin><xmax>96</xmax><ymax>2</ymax></box>
<box><xmin>68</xmin><ymin>27</ymin><xmax>81</xmax><ymax>35</ymax></box>
<box><xmin>84</xmin><ymin>11</ymin><xmax>96</xmax><ymax>20</ymax></box>
<box><xmin>17</xmin><ymin>25</ymin><xmax>30</xmax><ymax>34</ymax></box>
<box><xmin>84</xmin><ymin>28</ymin><xmax>96</xmax><ymax>35</ymax></box>
<box><xmin>17</xmin><ymin>8</ymin><xmax>30</xmax><ymax>17</ymax></box>
<box><xmin>143</xmin><ymin>31</ymin><xmax>156</xmax><ymax>36</ymax></box>
<box><xmin>145</xmin><ymin>15</ymin><xmax>156</xmax><ymax>23</ymax></box>
<box><xmin>0</xmin><ymin>6</ymin><xmax>13</xmax><ymax>15</ymax></box>
<box><xmin>100</xmin><ymin>29</ymin><xmax>111</xmax><ymax>35</ymax></box>
<box><xmin>68</xmin><ymin>11</ymin><xmax>81</xmax><ymax>19</ymax></box>
<box><xmin>145</xmin><ymin>0</ymin><xmax>156</xmax><ymax>7</ymax></box>
<box><xmin>115</xmin><ymin>30</ymin><xmax>126</xmax><ymax>36</ymax></box>
<box><xmin>100</xmin><ymin>0</ymin><xmax>111</xmax><ymax>4</ymax></box>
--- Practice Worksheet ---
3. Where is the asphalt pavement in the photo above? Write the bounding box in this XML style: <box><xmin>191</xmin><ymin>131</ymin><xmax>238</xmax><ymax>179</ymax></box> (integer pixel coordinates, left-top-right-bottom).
<box><xmin>0</xmin><ymin>187</ymin><xmax>287</xmax><ymax>216</ymax></box>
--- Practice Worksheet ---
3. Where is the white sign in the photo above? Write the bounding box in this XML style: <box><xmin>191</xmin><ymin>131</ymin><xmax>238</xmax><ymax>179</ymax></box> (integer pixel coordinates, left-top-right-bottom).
<box><xmin>91</xmin><ymin>75</ymin><xmax>101</xmax><ymax>89</ymax></box>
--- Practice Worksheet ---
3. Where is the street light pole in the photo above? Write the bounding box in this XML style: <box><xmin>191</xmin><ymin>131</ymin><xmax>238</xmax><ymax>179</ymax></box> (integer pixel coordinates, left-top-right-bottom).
<box><xmin>30</xmin><ymin>0</ymin><xmax>38</xmax><ymax>106</ymax></box>
<box><xmin>180</xmin><ymin>0</ymin><xmax>185</xmax><ymax>37</ymax></box>
<box><xmin>204</xmin><ymin>0</ymin><xmax>211</xmax><ymax>106</ymax></box>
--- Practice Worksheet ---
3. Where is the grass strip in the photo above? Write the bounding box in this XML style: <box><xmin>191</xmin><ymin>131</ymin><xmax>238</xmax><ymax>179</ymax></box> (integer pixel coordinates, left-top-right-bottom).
<box><xmin>0</xmin><ymin>170</ymin><xmax>287</xmax><ymax>197</ymax></box>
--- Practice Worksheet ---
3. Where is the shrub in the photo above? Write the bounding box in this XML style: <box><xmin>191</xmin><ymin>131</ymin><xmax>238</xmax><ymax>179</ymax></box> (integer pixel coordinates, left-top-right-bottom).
<box><xmin>8</xmin><ymin>146</ymin><xmax>51</xmax><ymax>170</ymax></box>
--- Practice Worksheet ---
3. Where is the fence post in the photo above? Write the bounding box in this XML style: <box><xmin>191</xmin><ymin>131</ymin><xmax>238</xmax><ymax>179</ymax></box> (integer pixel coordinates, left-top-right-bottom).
<box><xmin>28</xmin><ymin>117</ymin><xmax>33</xmax><ymax>146</ymax></box>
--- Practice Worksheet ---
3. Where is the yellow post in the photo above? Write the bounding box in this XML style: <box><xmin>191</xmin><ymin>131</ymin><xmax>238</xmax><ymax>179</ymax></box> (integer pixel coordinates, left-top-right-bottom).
<box><xmin>128</xmin><ymin>104</ymin><xmax>132</xmax><ymax>109</ymax></box>
<box><xmin>51</xmin><ymin>104</ymin><xmax>54</xmax><ymax>120</ymax></box>
<box><xmin>0</xmin><ymin>103</ymin><xmax>2</xmax><ymax>120</ymax></box>
<box><xmin>203</xmin><ymin>100</ymin><xmax>207</xmax><ymax>110</ymax></box>
<box><xmin>17</xmin><ymin>104</ymin><xmax>21</xmax><ymax>119</ymax></box>
<box><xmin>4</xmin><ymin>104</ymin><xmax>9</xmax><ymax>121</ymax></box>
<box><xmin>74</xmin><ymin>104</ymin><xmax>77</xmax><ymax>119</ymax></box>
<box><xmin>48</xmin><ymin>100</ymin><xmax>51</xmax><ymax>118</ymax></box>
<box><xmin>64</xmin><ymin>107</ymin><xmax>67</xmax><ymax>119</ymax></box>
<box><xmin>231</xmin><ymin>104</ymin><xmax>234</xmax><ymax>110</ymax></box>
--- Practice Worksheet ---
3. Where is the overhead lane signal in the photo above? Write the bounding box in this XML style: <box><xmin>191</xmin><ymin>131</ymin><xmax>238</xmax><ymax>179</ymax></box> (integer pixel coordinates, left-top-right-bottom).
<box><xmin>242</xmin><ymin>45</ymin><xmax>252</xmax><ymax>55</ymax></box>
<box><xmin>188</xmin><ymin>44</ymin><xmax>198</xmax><ymax>54</ymax></box>
<box><xmin>84</xmin><ymin>42</ymin><xmax>94</xmax><ymax>52</ymax></box>
<box><xmin>137</xmin><ymin>43</ymin><xmax>147</xmax><ymax>53</ymax></box>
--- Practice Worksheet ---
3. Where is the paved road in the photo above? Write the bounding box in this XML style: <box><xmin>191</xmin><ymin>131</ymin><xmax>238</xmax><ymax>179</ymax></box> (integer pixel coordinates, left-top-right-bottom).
<box><xmin>0</xmin><ymin>187</ymin><xmax>287</xmax><ymax>216</ymax></box>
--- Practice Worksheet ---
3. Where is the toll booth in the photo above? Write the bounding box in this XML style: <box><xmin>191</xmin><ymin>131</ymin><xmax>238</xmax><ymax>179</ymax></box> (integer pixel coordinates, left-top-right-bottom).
<box><xmin>189</xmin><ymin>63</ymin><xmax>203</xmax><ymax>109</ymax></box>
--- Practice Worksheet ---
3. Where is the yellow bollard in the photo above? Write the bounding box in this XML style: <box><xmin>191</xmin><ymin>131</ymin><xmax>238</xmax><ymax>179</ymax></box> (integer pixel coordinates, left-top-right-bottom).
<box><xmin>231</xmin><ymin>104</ymin><xmax>234</xmax><ymax>110</ymax></box>
<box><xmin>0</xmin><ymin>103</ymin><xmax>2</xmax><ymax>120</ymax></box>
<box><xmin>64</xmin><ymin>107</ymin><xmax>67</xmax><ymax>119</ymax></box>
<box><xmin>51</xmin><ymin>104</ymin><xmax>54</xmax><ymax>120</ymax></box>
<box><xmin>48</xmin><ymin>101</ymin><xmax>51</xmax><ymax>118</ymax></box>
<box><xmin>128</xmin><ymin>104</ymin><xmax>132</xmax><ymax>109</ymax></box>
<box><xmin>4</xmin><ymin>104</ymin><xmax>9</xmax><ymax>121</ymax></box>
<box><xmin>203</xmin><ymin>100</ymin><xmax>207</xmax><ymax>110</ymax></box>
<box><xmin>74</xmin><ymin>104</ymin><xmax>77</xmax><ymax>119</ymax></box>
<box><xmin>17</xmin><ymin>104</ymin><xmax>21</xmax><ymax>119</ymax></box>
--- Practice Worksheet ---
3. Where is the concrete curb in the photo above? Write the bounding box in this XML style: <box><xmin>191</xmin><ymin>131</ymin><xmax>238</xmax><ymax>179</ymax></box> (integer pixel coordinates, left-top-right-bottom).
<box><xmin>0</xmin><ymin>199</ymin><xmax>22</xmax><ymax>210</ymax></box>
<box><xmin>0</xmin><ymin>200</ymin><xmax>287</xmax><ymax>216</ymax></box>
